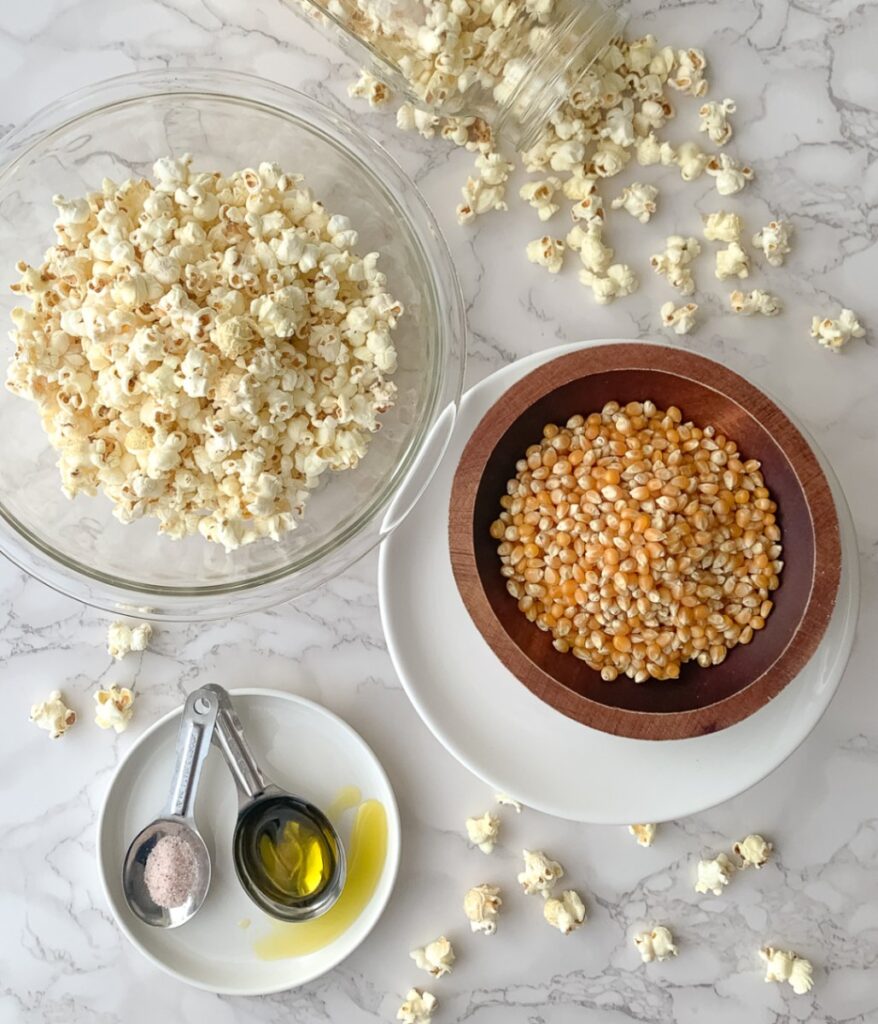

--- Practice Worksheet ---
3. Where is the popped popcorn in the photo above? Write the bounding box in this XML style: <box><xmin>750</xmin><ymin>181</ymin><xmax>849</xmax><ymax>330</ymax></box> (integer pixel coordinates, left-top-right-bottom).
<box><xmin>526</xmin><ymin>236</ymin><xmax>565</xmax><ymax>274</ymax></box>
<box><xmin>457</xmin><ymin>152</ymin><xmax>514</xmax><ymax>223</ymax></box>
<box><xmin>752</xmin><ymin>220</ymin><xmax>793</xmax><ymax>266</ymax></box>
<box><xmin>518</xmin><ymin>849</ymin><xmax>564</xmax><ymax>896</ymax></box>
<box><xmin>698</xmin><ymin>98</ymin><xmax>736</xmax><ymax>146</ymax></box>
<box><xmin>695</xmin><ymin>852</ymin><xmax>736</xmax><ymax>895</ymax></box>
<box><xmin>611</xmin><ymin>182</ymin><xmax>658</xmax><ymax>224</ymax></box>
<box><xmin>580</xmin><ymin>263</ymin><xmax>638</xmax><ymax>305</ymax></box>
<box><xmin>660</xmin><ymin>301</ymin><xmax>698</xmax><ymax>335</ymax></box>
<box><xmin>734</xmin><ymin>834</ymin><xmax>773</xmax><ymax>869</ymax></box>
<box><xmin>715</xmin><ymin>242</ymin><xmax>750</xmax><ymax>281</ymax></box>
<box><xmin>810</xmin><ymin>308</ymin><xmax>865</xmax><ymax>352</ymax></box>
<box><xmin>495</xmin><ymin>793</ymin><xmax>522</xmax><ymax>812</ymax></box>
<box><xmin>466</xmin><ymin>811</ymin><xmax>500</xmax><ymax>853</ymax></box>
<box><xmin>347</xmin><ymin>69</ymin><xmax>392</xmax><ymax>107</ymax></box>
<box><xmin>29</xmin><ymin>690</ymin><xmax>76</xmax><ymax>739</ymax></box>
<box><xmin>397</xmin><ymin>989</ymin><xmax>438</xmax><ymax>1024</ymax></box>
<box><xmin>651</xmin><ymin>236</ymin><xmax>701</xmax><ymax>296</ymax></box>
<box><xmin>520</xmin><ymin>177</ymin><xmax>562</xmax><ymax>221</ymax></box>
<box><xmin>94</xmin><ymin>685</ymin><xmax>135</xmax><ymax>733</ymax></box>
<box><xmin>706</xmin><ymin>153</ymin><xmax>753</xmax><ymax>196</ymax></box>
<box><xmin>730</xmin><ymin>289</ymin><xmax>783</xmax><ymax>317</ymax></box>
<box><xmin>760</xmin><ymin>947</ymin><xmax>814</xmax><ymax>995</ymax></box>
<box><xmin>543</xmin><ymin>890</ymin><xmax>586</xmax><ymax>934</ymax></box>
<box><xmin>410</xmin><ymin>936</ymin><xmax>455</xmax><ymax>978</ymax></box>
<box><xmin>628</xmin><ymin>823</ymin><xmax>657</xmax><ymax>847</ymax></box>
<box><xmin>702</xmin><ymin>211</ymin><xmax>743</xmax><ymax>244</ymax></box>
<box><xmin>634</xmin><ymin>925</ymin><xmax>677</xmax><ymax>962</ymax></box>
<box><xmin>7</xmin><ymin>158</ymin><xmax>401</xmax><ymax>552</ymax></box>
<box><xmin>674</xmin><ymin>141</ymin><xmax>710</xmax><ymax>182</ymax></box>
<box><xmin>107</xmin><ymin>621</ymin><xmax>152</xmax><ymax>660</ymax></box>
<box><xmin>463</xmin><ymin>883</ymin><xmax>503</xmax><ymax>935</ymax></box>
<box><xmin>567</xmin><ymin>223</ymin><xmax>613</xmax><ymax>275</ymax></box>
<box><xmin>668</xmin><ymin>49</ymin><xmax>709</xmax><ymax>97</ymax></box>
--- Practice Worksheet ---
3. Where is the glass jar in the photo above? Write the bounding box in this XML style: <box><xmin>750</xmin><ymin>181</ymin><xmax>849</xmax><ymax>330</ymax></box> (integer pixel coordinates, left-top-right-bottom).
<box><xmin>294</xmin><ymin>0</ymin><xmax>626</xmax><ymax>150</ymax></box>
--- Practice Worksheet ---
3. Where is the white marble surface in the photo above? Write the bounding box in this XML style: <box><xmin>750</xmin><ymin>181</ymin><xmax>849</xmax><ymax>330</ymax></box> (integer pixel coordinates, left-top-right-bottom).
<box><xmin>1</xmin><ymin>0</ymin><xmax>877</xmax><ymax>1021</ymax></box>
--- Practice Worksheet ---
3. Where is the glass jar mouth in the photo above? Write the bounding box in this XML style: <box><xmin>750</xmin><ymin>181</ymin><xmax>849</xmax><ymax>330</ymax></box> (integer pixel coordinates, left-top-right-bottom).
<box><xmin>0</xmin><ymin>69</ymin><xmax>467</xmax><ymax>619</ymax></box>
<box><xmin>494</xmin><ymin>6</ymin><xmax>628</xmax><ymax>151</ymax></box>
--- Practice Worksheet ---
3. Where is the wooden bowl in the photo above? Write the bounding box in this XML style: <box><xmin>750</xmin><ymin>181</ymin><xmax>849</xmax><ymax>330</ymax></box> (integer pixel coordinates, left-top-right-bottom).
<box><xmin>449</xmin><ymin>344</ymin><xmax>841</xmax><ymax>740</ymax></box>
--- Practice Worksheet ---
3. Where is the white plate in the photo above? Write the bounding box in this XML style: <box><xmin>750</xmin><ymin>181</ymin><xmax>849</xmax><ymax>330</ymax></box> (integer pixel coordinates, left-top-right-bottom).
<box><xmin>97</xmin><ymin>688</ymin><xmax>400</xmax><ymax>995</ymax></box>
<box><xmin>379</xmin><ymin>340</ymin><xmax>859</xmax><ymax>824</ymax></box>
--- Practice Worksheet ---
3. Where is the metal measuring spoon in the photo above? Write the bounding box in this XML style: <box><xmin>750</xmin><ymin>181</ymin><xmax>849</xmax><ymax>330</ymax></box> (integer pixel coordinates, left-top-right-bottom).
<box><xmin>203</xmin><ymin>684</ymin><xmax>346</xmax><ymax>922</ymax></box>
<box><xmin>122</xmin><ymin>687</ymin><xmax>219</xmax><ymax>928</ymax></box>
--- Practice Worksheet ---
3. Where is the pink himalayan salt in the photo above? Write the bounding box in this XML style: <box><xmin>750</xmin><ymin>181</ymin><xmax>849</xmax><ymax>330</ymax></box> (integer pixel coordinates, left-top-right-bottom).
<box><xmin>144</xmin><ymin>834</ymin><xmax>198</xmax><ymax>909</ymax></box>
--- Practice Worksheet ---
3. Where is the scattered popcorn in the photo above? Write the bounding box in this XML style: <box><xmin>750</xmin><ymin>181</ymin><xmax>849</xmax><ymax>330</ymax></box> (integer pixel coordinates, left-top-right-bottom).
<box><xmin>107</xmin><ymin>621</ymin><xmax>152</xmax><ymax>660</ymax></box>
<box><xmin>579</xmin><ymin>263</ymin><xmax>638</xmax><ymax>305</ymax></box>
<box><xmin>567</xmin><ymin>223</ymin><xmax>614</xmax><ymax>275</ymax></box>
<box><xmin>611</xmin><ymin>182</ymin><xmax>659</xmax><ymax>223</ymax></box>
<box><xmin>634</xmin><ymin>925</ymin><xmax>678</xmax><ymax>962</ymax></box>
<box><xmin>810</xmin><ymin>308</ymin><xmax>864</xmax><ymax>352</ymax></box>
<box><xmin>94</xmin><ymin>685</ymin><xmax>135</xmax><ymax>733</ymax></box>
<box><xmin>706</xmin><ymin>153</ymin><xmax>753</xmax><ymax>196</ymax></box>
<box><xmin>734</xmin><ymin>834</ymin><xmax>774</xmax><ymax>869</ymax></box>
<box><xmin>29</xmin><ymin>690</ymin><xmax>76</xmax><ymax>739</ymax></box>
<box><xmin>518</xmin><ymin>849</ymin><xmax>564</xmax><ymax>896</ymax></box>
<box><xmin>347</xmin><ymin>69</ymin><xmax>392</xmax><ymax>107</ymax></box>
<box><xmin>410</xmin><ymin>936</ymin><xmax>455</xmax><ymax>978</ymax></box>
<box><xmin>695</xmin><ymin>852</ymin><xmax>736</xmax><ymax>895</ymax></box>
<box><xmin>7</xmin><ymin>158</ymin><xmax>401</xmax><ymax>551</ymax></box>
<box><xmin>562</xmin><ymin>171</ymin><xmax>600</xmax><ymax>204</ymax></box>
<box><xmin>668</xmin><ymin>48</ymin><xmax>709</xmax><ymax>97</ymax></box>
<box><xmin>651</xmin><ymin>236</ymin><xmax>701</xmax><ymax>295</ymax></box>
<box><xmin>628</xmin><ymin>824</ymin><xmax>657</xmax><ymax>847</ymax></box>
<box><xmin>569</xmin><ymin>191</ymin><xmax>605</xmax><ymax>226</ymax></box>
<box><xmin>463</xmin><ymin>883</ymin><xmax>502</xmax><ymax>935</ymax></box>
<box><xmin>715</xmin><ymin>242</ymin><xmax>750</xmax><ymax>281</ymax></box>
<box><xmin>661</xmin><ymin>301</ymin><xmax>699</xmax><ymax>335</ymax></box>
<box><xmin>760</xmin><ymin>947</ymin><xmax>814</xmax><ymax>995</ymax></box>
<box><xmin>466</xmin><ymin>811</ymin><xmax>500</xmax><ymax>854</ymax></box>
<box><xmin>752</xmin><ymin>219</ymin><xmax>793</xmax><ymax>266</ymax></box>
<box><xmin>495</xmin><ymin>793</ymin><xmax>522</xmax><ymax>812</ymax></box>
<box><xmin>730</xmin><ymin>289</ymin><xmax>783</xmax><ymax>317</ymax></box>
<box><xmin>457</xmin><ymin>153</ymin><xmax>514</xmax><ymax>223</ymax></box>
<box><xmin>520</xmin><ymin>178</ymin><xmax>562</xmax><ymax>221</ymax></box>
<box><xmin>698</xmin><ymin>98</ymin><xmax>736</xmax><ymax>145</ymax></box>
<box><xmin>703</xmin><ymin>211</ymin><xmax>743</xmax><ymax>244</ymax></box>
<box><xmin>526</xmin><ymin>236</ymin><xmax>565</xmax><ymax>274</ymax></box>
<box><xmin>674</xmin><ymin>141</ymin><xmax>710</xmax><ymax>182</ymax></box>
<box><xmin>635</xmin><ymin>132</ymin><xmax>663</xmax><ymax>166</ymax></box>
<box><xmin>397</xmin><ymin>988</ymin><xmax>437</xmax><ymax>1024</ymax></box>
<box><xmin>543</xmin><ymin>890</ymin><xmax>586</xmax><ymax>934</ymax></box>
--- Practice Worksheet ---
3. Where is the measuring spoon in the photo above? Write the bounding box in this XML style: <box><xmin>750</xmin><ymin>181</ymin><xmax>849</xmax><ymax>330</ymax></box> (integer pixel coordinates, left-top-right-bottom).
<box><xmin>122</xmin><ymin>687</ymin><xmax>219</xmax><ymax>928</ymax></box>
<box><xmin>203</xmin><ymin>684</ymin><xmax>346</xmax><ymax>922</ymax></box>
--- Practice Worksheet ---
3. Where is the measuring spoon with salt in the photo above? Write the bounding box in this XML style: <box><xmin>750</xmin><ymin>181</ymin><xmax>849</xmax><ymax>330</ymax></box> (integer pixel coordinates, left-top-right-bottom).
<box><xmin>122</xmin><ymin>686</ymin><xmax>219</xmax><ymax>928</ymax></box>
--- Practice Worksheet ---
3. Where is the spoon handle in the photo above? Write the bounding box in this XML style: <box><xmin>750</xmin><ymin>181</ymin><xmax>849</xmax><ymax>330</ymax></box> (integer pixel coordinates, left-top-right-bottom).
<box><xmin>164</xmin><ymin>687</ymin><xmax>220</xmax><ymax>820</ymax></box>
<box><xmin>202</xmin><ymin>684</ymin><xmax>270</xmax><ymax>802</ymax></box>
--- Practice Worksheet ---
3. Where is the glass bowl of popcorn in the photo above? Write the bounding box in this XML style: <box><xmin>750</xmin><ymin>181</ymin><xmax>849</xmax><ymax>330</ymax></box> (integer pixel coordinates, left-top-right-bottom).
<box><xmin>0</xmin><ymin>69</ymin><xmax>465</xmax><ymax>619</ymax></box>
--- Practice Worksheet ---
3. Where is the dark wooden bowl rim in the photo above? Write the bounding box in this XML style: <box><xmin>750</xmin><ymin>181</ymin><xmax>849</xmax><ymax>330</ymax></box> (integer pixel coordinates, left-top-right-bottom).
<box><xmin>448</xmin><ymin>343</ymin><xmax>841</xmax><ymax>741</ymax></box>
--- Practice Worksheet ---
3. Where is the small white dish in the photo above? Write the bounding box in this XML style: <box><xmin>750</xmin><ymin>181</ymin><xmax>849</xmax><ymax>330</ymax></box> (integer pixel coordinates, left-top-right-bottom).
<box><xmin>98</xmin><ymin>688</ymin><xmax>400</xmax><ymax>995</ymax></box>
<box><xmin>379</xmin><ymin>340</ymin><xmax>859</xmax><ymax>824</ymax></box>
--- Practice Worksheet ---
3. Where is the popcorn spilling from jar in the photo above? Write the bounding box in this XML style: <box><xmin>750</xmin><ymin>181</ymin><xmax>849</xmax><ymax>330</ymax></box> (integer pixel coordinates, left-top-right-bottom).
<box><xmin>342</xmin><ymin>14</ymin><xmax>865</xmax><ymax>349</ymax></box>
<box><xmin>7</xmin><ymin>157</ymin><xmax>401</xmax><ymax>551</ymax></box>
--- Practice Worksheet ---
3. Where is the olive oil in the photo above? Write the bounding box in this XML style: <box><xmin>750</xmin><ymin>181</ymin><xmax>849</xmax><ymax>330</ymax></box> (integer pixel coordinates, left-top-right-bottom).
<box><xmin>254</xmin><ymin>798</ymin><xmax>388</xmax><ymax>960</ymax></box>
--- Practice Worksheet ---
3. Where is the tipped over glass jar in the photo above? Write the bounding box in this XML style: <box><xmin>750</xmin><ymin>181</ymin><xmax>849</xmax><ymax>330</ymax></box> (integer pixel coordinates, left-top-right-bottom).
<box><xmin>293</xmin><ymin>0</ymin><xmax>626</xmax><ymax>150</ymax></box>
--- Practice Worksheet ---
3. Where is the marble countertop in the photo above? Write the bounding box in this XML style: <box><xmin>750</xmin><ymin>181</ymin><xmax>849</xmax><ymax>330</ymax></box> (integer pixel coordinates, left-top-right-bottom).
<box><xmin>1</xmin><ymin>0</ymin><xmax>876</xmax><ymax>1021</ymax></box>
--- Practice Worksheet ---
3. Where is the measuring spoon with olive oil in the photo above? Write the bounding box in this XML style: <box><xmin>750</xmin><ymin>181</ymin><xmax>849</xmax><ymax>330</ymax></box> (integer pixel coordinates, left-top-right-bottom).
<box><xmin>203</xmin><ymin>685</ymin><xmax>345</xmax><ymax>922</ymax></box>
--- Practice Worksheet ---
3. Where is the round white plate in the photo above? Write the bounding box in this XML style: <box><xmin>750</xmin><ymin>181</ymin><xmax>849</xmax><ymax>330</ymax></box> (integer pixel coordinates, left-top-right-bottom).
<box><xmin>379</xmin><ymin>340</ymin><xmax>859</xmax><ymax>824</ymax></box>
<box><xmin>97</xmin><ymin>688</ymin><xmax>400</xmax><ymax>995</ymax></box>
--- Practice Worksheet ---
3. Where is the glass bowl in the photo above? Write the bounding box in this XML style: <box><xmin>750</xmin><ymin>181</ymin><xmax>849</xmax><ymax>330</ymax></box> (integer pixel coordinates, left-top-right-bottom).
<box><xmin>0</xmin><ymin>69</ymin><xmax>465</xmax><ymax>620</ymax></box>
